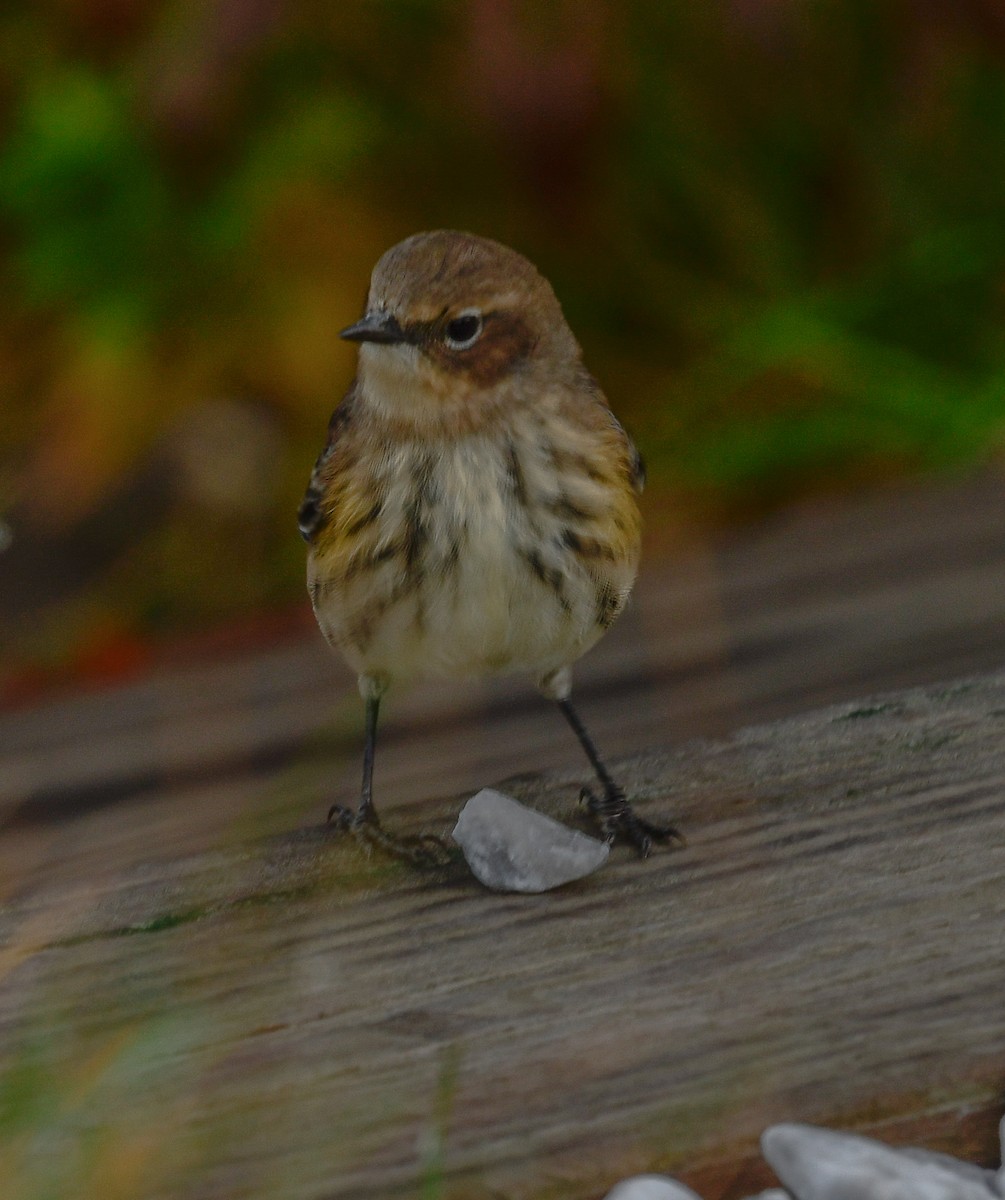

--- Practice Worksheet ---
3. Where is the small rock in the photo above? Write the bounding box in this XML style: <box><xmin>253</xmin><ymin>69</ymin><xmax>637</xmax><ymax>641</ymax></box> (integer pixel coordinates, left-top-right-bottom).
<box><xmin>762</xmin><ymin>1122</ymin><xmax>997</xmax><ymax>1199</ymax></box>
<box><xmin>899</xmin><ymin>1147</ymin><xmax>1000</xmax><ymax>1192</ymax></box>
<box><xmin>604</xmin><ymin>1176</ymin><xmax>704</xmax><ymax>1200</ymax></box>
<box><xmin>999</xmin><ymin>1114</ymin><xmax>1005</xmax><ymax>1196</ymax></box>
<box><xmin>452</xmin><ymin>789</ymin><xmax>609</xmax><ymax>893</ymax></box>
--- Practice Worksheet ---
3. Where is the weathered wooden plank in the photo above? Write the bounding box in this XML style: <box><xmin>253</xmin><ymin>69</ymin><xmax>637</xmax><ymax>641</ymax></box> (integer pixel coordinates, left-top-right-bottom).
<box><xmin>1</xmin><ymin>673</ymin><xmax>1003</xmax><ymax>1199</ymax></box>
<box><xmin>5</xmin><ymin>469</ymin><xmax>1005</xmax><ymax>899</ymax></box>
<box><xmin>3</xmin><ymin>471</ymin><xmax>1005</xmax><ymax>1196</ymax></box>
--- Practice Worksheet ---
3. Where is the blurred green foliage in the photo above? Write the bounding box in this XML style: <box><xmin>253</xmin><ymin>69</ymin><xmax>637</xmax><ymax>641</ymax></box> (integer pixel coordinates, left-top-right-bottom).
<box><xmin>3</xmin><ymin>0</ymin><xmax>1005</xmax><ymax>670</ymax></box>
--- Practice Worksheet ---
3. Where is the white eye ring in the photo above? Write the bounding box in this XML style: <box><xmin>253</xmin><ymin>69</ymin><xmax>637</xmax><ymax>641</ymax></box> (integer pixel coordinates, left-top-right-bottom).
<box><xmin>443</xmin><ymin>308</ymin><xmax>484</xmax><ymax>350</ymax></box>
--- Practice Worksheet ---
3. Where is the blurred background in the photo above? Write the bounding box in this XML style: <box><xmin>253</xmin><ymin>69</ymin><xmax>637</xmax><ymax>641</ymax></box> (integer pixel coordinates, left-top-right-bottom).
<box><xmin>6</xmin><ymin>7</ymin><xmax>1005</xmax><ymax>1197</ymax></box>
<box><xmin>3</xmin><ymin>0</ymin><xmax>1005</xmax><ymax>692</ymax></box>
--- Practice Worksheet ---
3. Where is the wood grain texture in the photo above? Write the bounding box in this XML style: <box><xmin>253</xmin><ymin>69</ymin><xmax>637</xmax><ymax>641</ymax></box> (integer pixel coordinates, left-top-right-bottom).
<box><xmin>2</xmin><ymin>471</ymin><xmax>1005</xmax><ymax>1198</ymax></box>
<box><xmin>1</xmin><ymin>678</ymin><xmax>1004</xmax><ymax>1198</ymax></box>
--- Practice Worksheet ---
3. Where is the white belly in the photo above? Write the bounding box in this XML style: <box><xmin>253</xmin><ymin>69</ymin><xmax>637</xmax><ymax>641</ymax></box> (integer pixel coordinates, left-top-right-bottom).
<box><xmin>309</xmin><ymin>432</ymin><xmax>635</xmax><ymax>691</ymax></box>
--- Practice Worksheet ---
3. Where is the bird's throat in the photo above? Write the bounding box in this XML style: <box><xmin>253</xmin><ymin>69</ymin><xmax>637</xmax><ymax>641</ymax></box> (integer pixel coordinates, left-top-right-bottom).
<box><xmin>357</xmin><ymin>344</ymin><xmax>513</xmax><ymax>438</ymax></box>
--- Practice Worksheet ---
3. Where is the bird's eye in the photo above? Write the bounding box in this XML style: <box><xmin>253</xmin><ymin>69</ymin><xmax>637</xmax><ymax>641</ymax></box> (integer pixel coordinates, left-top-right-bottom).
<box><xmin>443</xmin><ymin>310</ymin><xmax>483</xmax><ymax>350</ymax></box>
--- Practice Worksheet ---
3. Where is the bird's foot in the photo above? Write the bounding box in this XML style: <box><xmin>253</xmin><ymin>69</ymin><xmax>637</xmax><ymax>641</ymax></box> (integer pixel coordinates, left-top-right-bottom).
<box><xmin>326</xmin><ymin>803</ymin><xmax>453</xmax><ymax>867</ymax></box>
<box><xmin>579</xmin><ymin>787</ymin><xmax>685</xmax><ymax>858</ymax></box>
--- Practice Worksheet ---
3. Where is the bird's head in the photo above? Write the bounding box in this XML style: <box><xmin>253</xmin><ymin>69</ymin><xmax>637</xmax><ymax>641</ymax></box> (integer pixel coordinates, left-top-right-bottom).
<box><xmin>341</xmin><ymin>231</ymin><xmax>581</xmax><ymax>430</ymax></box>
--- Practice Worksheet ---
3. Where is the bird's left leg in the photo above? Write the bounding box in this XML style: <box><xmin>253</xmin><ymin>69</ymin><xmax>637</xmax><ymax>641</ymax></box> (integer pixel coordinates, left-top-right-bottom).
<box><xmin>328</xmin><ymin>689</ymin><xmax>451</xmax><ymax>866</ymax></box>
<box><xmin>555</xmin><ymin>694</ymin><xmax>684</xmax><ymax>857</ymax></box>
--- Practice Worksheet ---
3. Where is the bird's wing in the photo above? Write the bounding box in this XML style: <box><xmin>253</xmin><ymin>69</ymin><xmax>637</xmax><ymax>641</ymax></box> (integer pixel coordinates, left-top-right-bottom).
<box><xmin>297</xmin><ymin>384</ymin><xmax>358</xmax><ymax>544</ymax></box>
<box><xmin>607</xmin><ymin>409</ymin><xmax>645</xmax><ymax>494</ymax></box>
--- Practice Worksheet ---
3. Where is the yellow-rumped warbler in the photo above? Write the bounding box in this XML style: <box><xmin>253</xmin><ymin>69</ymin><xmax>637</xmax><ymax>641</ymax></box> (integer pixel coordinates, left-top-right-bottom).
<box><xmin>299</xmin><ymin>231</ymin><xmax>681</xmax><ymax>859</ymax></box>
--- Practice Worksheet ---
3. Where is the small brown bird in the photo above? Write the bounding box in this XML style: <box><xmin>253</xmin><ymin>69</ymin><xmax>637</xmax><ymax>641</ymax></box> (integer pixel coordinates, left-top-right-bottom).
<box><xmin>299</xmin><ymin>230</ymin><xmax>680</xmax><ymax>859</ymax></box>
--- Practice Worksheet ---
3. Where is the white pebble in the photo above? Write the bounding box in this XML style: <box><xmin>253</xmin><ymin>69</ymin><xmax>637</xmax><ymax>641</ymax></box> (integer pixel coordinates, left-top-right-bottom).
<box><xmin>999</xmin><ymin>1114</ymin><xmax>1005</xmax><ymax>1195</ymax></box>
<box><xmin>761</xmin><ymin>1122</ymin><xmax>997</xmax><ymax>1199</ymax></box>
<box><xmin>899</xmin><ymin>1146</ymin><xmax>1001</xmax><ymax>1192</ymax></box>
<box><xmin>452</xmin><ymin>789</ymin><xmax>609</xmax><ymax>893</ymax></box>
<box><xmin>604</xmin><ymin>1176</ymin><xmax>704</xmax><ymax>1200</ymax></box>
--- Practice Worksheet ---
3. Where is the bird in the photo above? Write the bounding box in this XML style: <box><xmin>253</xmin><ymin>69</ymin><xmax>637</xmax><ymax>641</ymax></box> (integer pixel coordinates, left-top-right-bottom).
<box><xmin>298</xmin><ymin>230</ymin><xmax>681</xmax><ymax>861</ymax></box>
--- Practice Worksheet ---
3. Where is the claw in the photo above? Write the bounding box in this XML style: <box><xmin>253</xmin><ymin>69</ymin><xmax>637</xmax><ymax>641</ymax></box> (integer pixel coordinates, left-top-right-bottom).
<box><xmin>580</xmin><ymin>786</ymin><xmax>685</xmax><ymax>857</ymax></box>
<box><xmin>359</xmin><ymin>821</ymin><xmax>455</xmax><ymax>867</ymax></box>
<box><xmin>327</xmin><ymin>803</ymin><xmax>454</xmax><ymax>867</ymax></box>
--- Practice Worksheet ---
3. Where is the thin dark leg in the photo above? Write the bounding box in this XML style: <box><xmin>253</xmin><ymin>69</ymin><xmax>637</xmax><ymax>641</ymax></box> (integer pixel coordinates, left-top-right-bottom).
<box><xmin>557</xmin><ymin>696</ymin><xmax>621</xmax><ymax>797</ymax></box>
<box><xmin>556</xmin><ymin>696</ymin><xmax>684</xmax><ymax>856</ymax></box>
<box><xmin>327</xmin><ymin>693</ymin><xmax>380</xmax><ymax>829</ymax></box>
<box><xmin>327</xmin><ymin>693</ymin><xmax>451</xmax><ymax>866</ymax></box>
<box><xmin>358</xmin><ymin>693</ymin><xmax>380</xmax><ymax>824</ymax></box>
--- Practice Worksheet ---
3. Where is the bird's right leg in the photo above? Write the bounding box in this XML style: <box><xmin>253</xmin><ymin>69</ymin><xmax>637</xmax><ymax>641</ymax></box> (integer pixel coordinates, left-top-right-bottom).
<box><xmin>327</xmin><ymin>692</ymin><xmax>381</xmax><ymax>828</ymax></box>
<box><xmin>357</xmin><ymin>691</ymin><xmax>380</xmax><ymax>826</ymax></box>
<box><xmin>328</xmin><ymin>691</ymin><xmax>451</xmax><ymax>866</ymax></box>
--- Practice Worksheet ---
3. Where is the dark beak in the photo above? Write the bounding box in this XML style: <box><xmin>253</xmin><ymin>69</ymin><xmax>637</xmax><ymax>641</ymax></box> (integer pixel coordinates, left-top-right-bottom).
<box><xmin>339</xmin><ymin>311</ymin><xmax>407</xmax><ymax>345</ymax></box>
